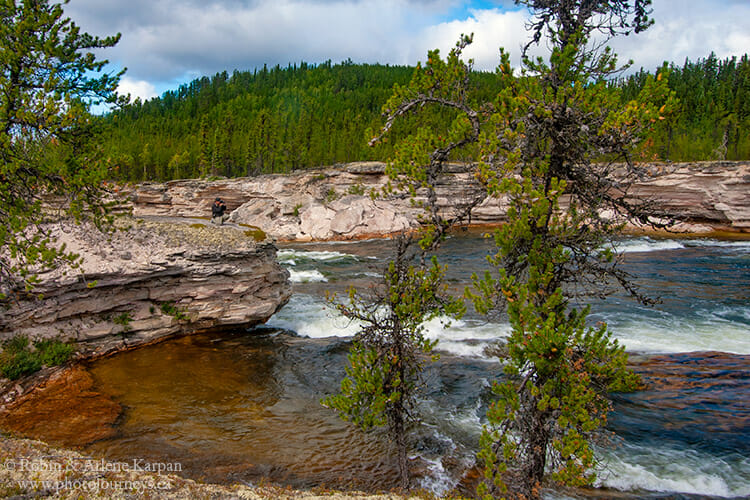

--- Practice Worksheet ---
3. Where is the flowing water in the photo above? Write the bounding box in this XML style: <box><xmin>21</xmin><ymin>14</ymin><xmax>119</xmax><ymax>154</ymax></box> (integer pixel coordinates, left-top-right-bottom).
<box><xmin>85</xmin><ymin>233</ymin><xmax>750</xmax><ymax>498</ymax></box>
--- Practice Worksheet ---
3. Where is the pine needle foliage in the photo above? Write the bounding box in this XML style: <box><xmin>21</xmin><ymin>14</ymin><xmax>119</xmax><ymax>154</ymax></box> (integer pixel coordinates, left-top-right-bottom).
<box><xmin>0</xmin><ymin>0</ymin><xmax>125</xmax><ymax>298</ymax></box>
<box><xmin>354</xmin><ymin>1</ymin><xmax>679</xmax><ymax>498</ymax></box>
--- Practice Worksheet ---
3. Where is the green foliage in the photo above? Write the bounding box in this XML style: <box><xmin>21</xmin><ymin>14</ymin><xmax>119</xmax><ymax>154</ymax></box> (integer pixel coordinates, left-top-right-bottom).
<box><xmin>323</xmin><ymin>248</ymin><xmax>464</xmax><ymax>489</ymax></box>
<box><xmin>471</xmin><ymin>176</ymin><xmax>641</xmax><ymax>498</ymax></box>
<box><xmin>32</xmin><ymin>338</ymin><xmax>76</xmax><ymax>367</ymax></box>
<box><xmin>160</xmin><ymin>301</ymin><xmax>189</xmax><ymax>321</ymax></box>
<box><xmin>243</xmin><ymin>227</ymin><xmax>267</xmax><ymax>241</ymax></box>
<box><xmin>323</xmin><ymin>342</ymin><xmax>393</xmax><ymax>430</ymax></box>
<box><xmin>96</xmin><ymin>61</ymin><xmax>500</xmax><ymax>182</ymax></box>
<box><xmin>0</xmin><ymin>335</ymin><xmax>75</xmax><ymax>380</ymax></box>
<box><xmin>462</xmin><ymin>3</ymin><xmax>663</xmax><ymax>496</ymax></box>
<box><xmin>368</xmin><ymin>2</ymin><xmax>674</xmax><ymax>497</ymax></box>
<box><xmin>94</xmin><ymin>52</ymin><xmax>747</xmax><ymax>186</ymax></box>
<box><xmin>2</xmin><ymin>334</ymin><xmax>30</xmax><ymax>354</ymax></box>
<box><xmin>617</xmin><ymin>53</ymin><xmax>750</xmax><ymax>160</ymax></box>
<box><xmin>348</xmin><ymin>183</ymin><xmax>366</xmax><ymax>196</ymax></box>
<box><xmin>323</xmin><ymin>42</ymin><xmax>481</xmax><ymax>488</ymax></box>
<box><xmin>112</xmin><ymin>311</ymin><xmax>133</xmax><ymax>334</ymax></box>
<box><xmin>0</xmin><ymin>0</ymin><xmax>124</xmax><ymax>295</ymax></box>
<box><xmin>0</xmin><ymin>348</ymin><xmax>42</xmax><ymax>381</ymax></box>
<box><xmin>323</xmin><ymin>187</ymin><xmax>338</xmax><ymax>204</ymax></box>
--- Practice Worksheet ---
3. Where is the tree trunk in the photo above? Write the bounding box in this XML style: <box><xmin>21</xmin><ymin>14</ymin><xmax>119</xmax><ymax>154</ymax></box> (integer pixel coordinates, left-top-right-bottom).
<box><xmin>394</xmin><ymin>413</ymin><xmax>409</xmax><ymax>491</ymax></box>
<box><xmin>519</xmin><ymin>399</ymin><xmax>550</xmax><ymax>500</ymax></box>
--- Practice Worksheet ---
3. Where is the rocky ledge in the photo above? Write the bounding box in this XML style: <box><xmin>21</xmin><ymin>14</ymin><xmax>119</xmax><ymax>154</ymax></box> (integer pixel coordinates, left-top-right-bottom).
<box><xmin>0</xmin><ymin>218</ymin><xmax>291</xmax><ymax>361</ymax></box>
<box><xmin>126</xmin><ymin>161</ymin><xmax>750</xmax><ymax>241</ymax></box>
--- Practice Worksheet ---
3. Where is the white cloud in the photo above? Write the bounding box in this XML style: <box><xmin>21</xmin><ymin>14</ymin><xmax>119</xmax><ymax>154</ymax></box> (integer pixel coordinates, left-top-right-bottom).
<box><xmin>606</xmin><ymin>0</ymin><xmax>750</xmax><ymax>71</ymax></box>
<box><xmin>418</xmin><ymin>7</ymin><xmax>532</xmax><ymax>70</ymax></box>
<box><xmin>65</xmin><ymin>0</ymin><xmax>750</xmax><ymax>94</ymax></box>
<box><xmin>118</xmin><ymin>77</ymin><xmax>159</xmax><ymax>102</ymax></box>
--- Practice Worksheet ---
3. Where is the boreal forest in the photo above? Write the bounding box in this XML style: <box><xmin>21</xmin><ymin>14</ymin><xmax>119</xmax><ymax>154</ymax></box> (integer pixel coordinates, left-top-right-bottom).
<box><xmin>98</xmin><ymin>52</ymin><xmax>750</xmax><ymax>182</ymax></box>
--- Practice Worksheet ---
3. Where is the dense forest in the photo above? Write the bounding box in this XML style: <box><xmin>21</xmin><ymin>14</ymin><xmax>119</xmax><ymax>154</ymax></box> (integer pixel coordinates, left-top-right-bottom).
<box><xmin>97</xmin><ymin>53</ymin><xmax>750</xmax><ymax>182</ymax></box>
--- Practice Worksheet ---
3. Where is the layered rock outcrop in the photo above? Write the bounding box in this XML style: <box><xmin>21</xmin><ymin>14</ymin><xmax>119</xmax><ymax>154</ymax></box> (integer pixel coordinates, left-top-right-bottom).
<box><xmin>0</xmin><ymin>219</ymin><xmax>292</xmax><ymax>356</ymax></box>
<box><xmin>127</xmin><ymin>161</ymin><xmax>750</xmax><ymax>240</ymax></box>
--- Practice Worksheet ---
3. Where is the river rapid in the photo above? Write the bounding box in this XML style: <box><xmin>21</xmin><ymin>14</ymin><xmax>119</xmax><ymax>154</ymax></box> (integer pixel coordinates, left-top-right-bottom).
<box><xmin>85</xmin><ymin>233</ymin><xmax>750</xmax><ymax>499</ymax></box>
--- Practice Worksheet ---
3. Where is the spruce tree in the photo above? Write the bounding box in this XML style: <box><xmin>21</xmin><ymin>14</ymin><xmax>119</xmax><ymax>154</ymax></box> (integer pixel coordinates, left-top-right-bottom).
<box><xmin>322</xmin><ymin>39</ymin><xmax>483</xmax><ymax>490</ymax></box>
<box><xmin>368</xmin><ymin>1</ymin><xmax>677</xmax><ymax>498</ymax></box>
<box><xmin>0</xmin><ymin>0</ymin><xmax>124</xmax><ymax>297</ymax></box>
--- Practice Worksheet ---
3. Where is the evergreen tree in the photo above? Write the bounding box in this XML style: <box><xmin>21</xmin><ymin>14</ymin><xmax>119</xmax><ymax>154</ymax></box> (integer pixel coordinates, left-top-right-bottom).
<box><xmin>198</xmin><ymin>117</ymin><xmax>210</xmax><ymax>177</ymax></box>
<box><xmin>367</xmin><ymin>1</ymin><xmax>677</xmax><ymax>498</ymax></box>
<box><xmin>322</xmin><ymin>40</ymin><xmax>483</xmax><ymax>489</ymax></box>
<box><xmin>470</xmin><ymin>0</ymin><xmax>672</xmax><ymax>496</ymax></box>
<box><xmin>0</xmin><ymin>0</ymin><xmax>124</xmax><ymax>297</ymax></box>
<box><xmin>93</xmin><ymin>54</ymin><xmax>748</xmax><ymax>182</ymax></box>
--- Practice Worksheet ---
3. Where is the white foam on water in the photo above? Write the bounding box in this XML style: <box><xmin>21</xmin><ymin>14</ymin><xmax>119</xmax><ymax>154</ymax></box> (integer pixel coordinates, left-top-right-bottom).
<box><xmin>610</xmin><ymin>313</ymin><xmax>750</xmax><ymax>354</ymax></box>
<box><xmin>596</xmin><ymin>444</ymin><xmax>750</xmax><ymax>498</ymax></box>
<box><xmin>684</xmin><ymin>239</ymin><xmax>750</xmax><ymax>251</ymax></box>
<box><xmin>277</xmin><ymin>248</ymin><xmax>362</xmax><ymax>266</ymax></box>
<box><xmin>276</xmin><ymin>292</ymin><xmax>750</xmax><ymax>356</ymax></box>
<box><xmin>266</xmin><ymin>294</ymin><xmax>362</xmax><ymax>338</ymax></box>
<box><xmin>422</xmin><ymin>316</ymin><xmax>510</xmax><ymax>360</ymax></box>
<box><xmin>287</xmin><ymin>269</ymin><xmax>328</xmax><ymax>283</ymax></box>
<box><xmin>607</xmin><ymin>236</ymin><xmax>750</xmax><ymax>255</ymax></box>
<box><xmin>417</xmin><ymin>454</ymin><xmax>455</xmax><ymax>495</ymax></box>
<box><xmin>271</xmin><ymin>293</ymin><xmax>513</xmax><ymax>357</ymax></box>
<box><xmin>608</xmin><ymin>237</ymin><xmax>686</xmax><ymax>254</ymax></box>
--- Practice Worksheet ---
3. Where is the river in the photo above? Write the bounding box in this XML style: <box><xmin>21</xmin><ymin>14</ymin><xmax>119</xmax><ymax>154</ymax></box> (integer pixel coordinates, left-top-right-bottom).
<box><xmin>85</xmin><ymin>233</ymin><xmax>750</xmax><ymax>499</ymax></box>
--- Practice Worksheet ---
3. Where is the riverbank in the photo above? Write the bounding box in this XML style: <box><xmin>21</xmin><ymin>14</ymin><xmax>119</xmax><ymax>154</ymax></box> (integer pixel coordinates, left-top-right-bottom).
<box><xmin>2</xmin><ymin>208</ymin><xmax>748</xmax><ymax>498</ymax></box>
<box><xmin>126</xmin><ymin>161</ymin><xmax>750</xmax><ymax>241</ymax></box>
<box><xmin>0</xmin><ymin>435</ymin><xmax>420</xmax><ymax>499</ymax></box>
<box><xmin>0</xmin><ymin>217</ymin><xmax>291</xmax><ymax>406</ymax></box>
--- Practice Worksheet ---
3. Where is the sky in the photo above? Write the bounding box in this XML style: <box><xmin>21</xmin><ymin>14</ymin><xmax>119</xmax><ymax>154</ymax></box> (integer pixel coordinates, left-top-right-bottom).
<box><xmin>64</xmin><ymin>0</ymin><xmax>750</xmax><ymax>103</ymax></box>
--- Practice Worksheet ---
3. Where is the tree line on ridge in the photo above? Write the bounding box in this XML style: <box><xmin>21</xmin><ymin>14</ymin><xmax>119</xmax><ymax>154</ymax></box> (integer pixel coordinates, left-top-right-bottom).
<box><xmin>98</xmin><ymin>52</ymin><xmax>750</xmax><ymax>183</ymax></box>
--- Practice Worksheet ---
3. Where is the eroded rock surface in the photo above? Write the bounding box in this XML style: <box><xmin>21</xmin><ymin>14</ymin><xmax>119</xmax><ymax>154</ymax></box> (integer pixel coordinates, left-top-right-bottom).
<box><xmin>127</xmin><ymin>161</ymin><xmax>750</xmax><ymax>240</ymax></box>
<box><xmin>0</xmin><ymin>218</ymin><xmax>292</xmax><ymax>356</ymax></box>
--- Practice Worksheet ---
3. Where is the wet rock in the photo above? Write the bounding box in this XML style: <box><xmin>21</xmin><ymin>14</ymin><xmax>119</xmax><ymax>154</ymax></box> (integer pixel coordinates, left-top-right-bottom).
<box><xmin>0</xmin><ymin>367</ymin><xmax>121</xmax><ymax>447</ymax></box>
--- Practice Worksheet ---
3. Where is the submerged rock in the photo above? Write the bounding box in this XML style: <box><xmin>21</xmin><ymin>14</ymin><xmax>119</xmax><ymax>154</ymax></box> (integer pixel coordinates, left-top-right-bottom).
<box><xmin>0</xmin><ymin>366</ymin><xmax>120</xmax><ymax>447</ymax></box>
<box><xmin>0</xmin><ymin>218</ymin><xmax>292</xmax><ymax>358</ymax></box>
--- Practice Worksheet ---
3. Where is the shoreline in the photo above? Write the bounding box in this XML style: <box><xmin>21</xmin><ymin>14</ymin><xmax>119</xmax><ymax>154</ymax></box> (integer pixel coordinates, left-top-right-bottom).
<box><xmin>0</xmin><ymin>435</ymin><xmax>415</xmax><ymax>499</ymax></box>
<box><xmin>1</xmin><ymin>223</ymin><xmax>747</xmax><ymax>499</ymax></box>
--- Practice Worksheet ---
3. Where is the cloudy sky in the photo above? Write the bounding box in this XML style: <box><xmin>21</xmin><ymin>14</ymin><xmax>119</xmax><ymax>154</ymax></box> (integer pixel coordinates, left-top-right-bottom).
<box><xmin>64</xmin><ymin>0</ymin><xmax>750</xmax><ymax>103</ymax></box>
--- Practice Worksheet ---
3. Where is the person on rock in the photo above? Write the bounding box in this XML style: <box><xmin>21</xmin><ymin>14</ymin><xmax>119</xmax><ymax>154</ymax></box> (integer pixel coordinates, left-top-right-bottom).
<box><xmin>211</xmin><ymin>197</ymin><xmax>229</xmax><ymax>225</ymax></box>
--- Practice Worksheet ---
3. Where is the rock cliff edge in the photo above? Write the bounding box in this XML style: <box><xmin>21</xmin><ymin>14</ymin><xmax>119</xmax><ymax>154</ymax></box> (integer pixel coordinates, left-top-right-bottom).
<box><xmin>0</xmin><ymin>218</ymin><xmax>292</xmax><ymax>359</ymax></box>
<box><xmin>128</xmin><ymin>161</ymin><xmax>750</xmax><ymax>240</ymax></box>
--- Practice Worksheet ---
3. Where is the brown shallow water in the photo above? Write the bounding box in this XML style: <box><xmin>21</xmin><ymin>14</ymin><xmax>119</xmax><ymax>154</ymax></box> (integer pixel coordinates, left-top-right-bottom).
<box><xmin>2</xmin><ymin>329</ymin><xmax>749</xmax><ymax>498</ymax></box>
<box><xmin>83</xmin><ymin>331</ymin><xmax>403</xmax><ymax>490</ymax></box>
<box><xmin>0</xmin><ymin>366</ymin><xmax>121</xmax><ymax>447</ymax></box>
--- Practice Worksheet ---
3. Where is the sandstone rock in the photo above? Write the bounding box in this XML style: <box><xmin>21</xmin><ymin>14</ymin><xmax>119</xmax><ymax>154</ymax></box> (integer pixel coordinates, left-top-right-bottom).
<box><xmin>0</xmin><ymin>218</ymin><xmax>292</xmax><ymax>356</ymax></box>
<box><xmin>124</xmin><ymin>161</ymin><xmax>750</xmax><ymax>239</ymax></box>
<box><xmin>0</xmin><ymin>367</ymin><xmax>121</xmax><ymax>447</ymax></box>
